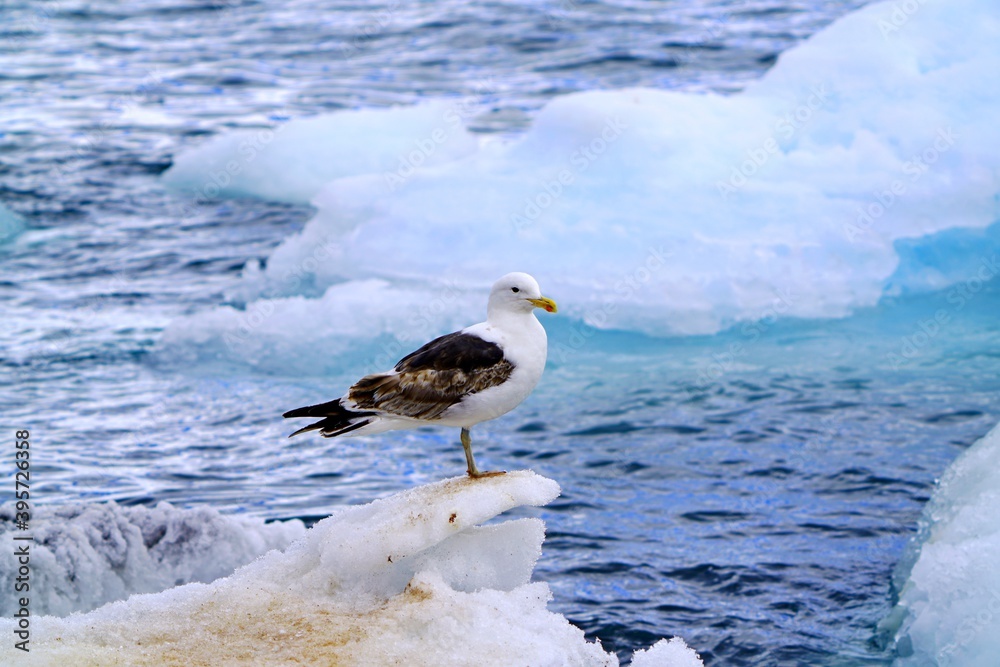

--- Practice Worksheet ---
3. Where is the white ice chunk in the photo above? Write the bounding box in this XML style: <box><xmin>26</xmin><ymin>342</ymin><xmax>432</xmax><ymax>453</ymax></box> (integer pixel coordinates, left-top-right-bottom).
<box><xmin>0</xmin><ymin>471</ymin><xmax>700</xmax><ymax>666</ymax></box>
<box><xmin>259</xmin><ymin>470</ymin><xmax>562</xmax><ymax>605</ymax></box>
<box><xmin>155</xmin><ymin>278</ymin><xmax>481</xmax><ymax>375</ymax></box>
<box><xmin>162</xmin><ymin>101</ymin><xmax>480</xmax><ymax>204</ymax></box>
<box><xmin>885</xmin><ymin>421</ymin><xmax>1000</xmax><ymax>666</ymax></box>
<box><xmin>160</xmin><ymin>0</ymin><xmax>1000</xmax><ymax>355</ymax></box>
<box><xmin>631</xmin><ymin>637</ymin><xmax>705</xmax><ymax>667</ymax></box>
<box><xmin>0</xmin><ymin>501</ymin><xmax>305</xmax><ymax>616</ymax></box>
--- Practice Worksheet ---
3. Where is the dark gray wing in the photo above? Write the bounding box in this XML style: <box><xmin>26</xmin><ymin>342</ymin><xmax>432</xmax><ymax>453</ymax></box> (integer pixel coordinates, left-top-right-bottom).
<box><xmin>348</xmin><ymin>332</ymin><xmax>514</xmax><ymax>420</ymax></box>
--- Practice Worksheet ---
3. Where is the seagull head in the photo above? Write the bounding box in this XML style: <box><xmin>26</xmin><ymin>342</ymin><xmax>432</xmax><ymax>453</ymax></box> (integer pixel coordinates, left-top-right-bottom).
<box><xmin>488</xmin><ymin>272</ymin><xmax>558</xmax><ymax>317</ymax></box>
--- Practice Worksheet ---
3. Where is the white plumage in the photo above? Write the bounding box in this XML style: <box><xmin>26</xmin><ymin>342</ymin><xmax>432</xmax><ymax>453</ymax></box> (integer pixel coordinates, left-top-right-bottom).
<box><xmin>283</xmin><ymin>272</ymin><xmax>557</xmax><ymax>477</ymax></box>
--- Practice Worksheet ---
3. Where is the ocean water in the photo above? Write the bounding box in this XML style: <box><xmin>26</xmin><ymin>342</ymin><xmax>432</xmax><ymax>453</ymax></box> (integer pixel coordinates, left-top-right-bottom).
<box><xmin>2</xmin><ymin>0</ymin><xmax>999</xmax><ymax>665</ymax></box>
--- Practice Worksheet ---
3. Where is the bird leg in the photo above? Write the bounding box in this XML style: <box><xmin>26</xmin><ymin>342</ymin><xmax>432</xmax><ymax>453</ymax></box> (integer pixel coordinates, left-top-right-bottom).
<box><xmin>461</xmin><ymin>427</ymin><xmax>482</xmax><ymax>477</ymax></box>
<box><xmin>461</xmin><ymin>427</ymin><xmax>505</xmax><ymax>478</ymax></box>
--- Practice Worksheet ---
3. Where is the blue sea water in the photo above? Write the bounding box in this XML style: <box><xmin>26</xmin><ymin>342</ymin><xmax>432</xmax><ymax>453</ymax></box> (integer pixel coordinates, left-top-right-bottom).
<box><xmin>2</xmin><ymin>0</ymin><xmax>999</xmax><ymax>664</ymax></box>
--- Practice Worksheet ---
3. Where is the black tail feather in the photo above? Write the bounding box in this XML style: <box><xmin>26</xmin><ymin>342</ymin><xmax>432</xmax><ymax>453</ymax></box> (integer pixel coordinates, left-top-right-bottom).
<box><xmin>287</xmin><ymin>416</ymin><xmax>373</xmax><ymax>438</ymax></box>
<box><xmin>282</xmin><ymin>399</ymin><xmax>346</xmax><ymax>420</ymax></box>
<box><xmin>283</xmin><ymin>399</ymin><xmax>376</xmax><ymax>438</ymax></box>
<box><xmin>288</xmin><ymin>422</ymin><xmax>324</xmax><ymax>438</ymax></box>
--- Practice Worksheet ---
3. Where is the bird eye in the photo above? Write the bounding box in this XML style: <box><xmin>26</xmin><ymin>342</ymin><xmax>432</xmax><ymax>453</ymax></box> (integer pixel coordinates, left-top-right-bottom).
<box><xmin>511</xmin><ymin>287</ymin><xmax>520</xmax><ymax>293</ymax></box>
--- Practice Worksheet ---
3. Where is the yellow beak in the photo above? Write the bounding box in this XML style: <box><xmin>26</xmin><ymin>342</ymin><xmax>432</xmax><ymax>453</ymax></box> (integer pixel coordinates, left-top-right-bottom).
<box><xmin>528</xmin><ymin>296</ymin><xmax>558</xmax><ymax>313</ymax></box>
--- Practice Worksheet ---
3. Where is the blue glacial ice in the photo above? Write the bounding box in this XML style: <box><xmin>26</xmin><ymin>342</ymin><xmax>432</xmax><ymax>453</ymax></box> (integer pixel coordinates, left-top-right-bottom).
<box><xmin>0</xmin><ymin>202</ymin><xmax>23</xmax><ymax>243</ymax></box>
<box><xmin>159</xmin><ymin>0</ymin><xmax>1000</xmax><ymax>374</ymax></box>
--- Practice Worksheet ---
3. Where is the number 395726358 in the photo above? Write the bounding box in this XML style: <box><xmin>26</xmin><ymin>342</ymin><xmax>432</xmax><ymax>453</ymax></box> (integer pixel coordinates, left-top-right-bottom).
<box><xmin>15</xmin><ymin>429</ymin><xmax>30</xmax><ymax>529</ymax></box>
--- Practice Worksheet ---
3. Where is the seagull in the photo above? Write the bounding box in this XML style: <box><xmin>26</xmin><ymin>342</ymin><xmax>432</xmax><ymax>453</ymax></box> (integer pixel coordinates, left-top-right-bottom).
<box><xmin>283</xmin><ymin>272</ymin><xmax>557</xmax><ymax>478</ymax></box>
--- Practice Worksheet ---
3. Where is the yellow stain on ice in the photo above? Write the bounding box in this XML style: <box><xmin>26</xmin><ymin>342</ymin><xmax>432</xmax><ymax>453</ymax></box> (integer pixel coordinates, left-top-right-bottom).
<box><xmin>11</xmin><ymin>472</ymin><xmax>560</xmax><ymax>667</ymax></box>
<box><xmin>31</xmin><ymin>585</ymin><xmax>446</xmax><ymax>667</ymax></box>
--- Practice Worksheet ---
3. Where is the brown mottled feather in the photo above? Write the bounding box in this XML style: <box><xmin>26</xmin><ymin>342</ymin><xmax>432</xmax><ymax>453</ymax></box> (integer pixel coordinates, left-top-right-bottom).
<box><xmin>344</xmin><ymin>331</ymin><xmax>514</xmax><ymax>420</ymax></box>
<box><xmin>283</xmin><ymin>331</ymin><xmax>515</xmax><ymax>436</ymax></box>
<box><xmin>349</xmin><ymin>361</ymin><xmax>514</xmax><ymax>420</ymax></box>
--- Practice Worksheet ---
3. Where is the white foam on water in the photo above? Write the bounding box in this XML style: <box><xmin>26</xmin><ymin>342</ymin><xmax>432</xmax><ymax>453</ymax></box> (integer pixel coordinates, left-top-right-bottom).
<box><xmin>0</xmin><ymin>472</ymin><xmax>701</xmax><ymax>666</ymax></box>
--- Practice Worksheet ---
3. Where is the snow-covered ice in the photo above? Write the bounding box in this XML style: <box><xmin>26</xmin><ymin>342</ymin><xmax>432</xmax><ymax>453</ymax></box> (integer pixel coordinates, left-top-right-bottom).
<box><xmin>884</xmin><ymin>420</ymin><xmax>1000</xmax><ymax>666</ymax></box>
<box><xmin>162</xmin><ymin>100</ymin><xmax>480</xmax><ymax>205</ymax></box>
<box><xmin>0</xmin><ymin>501</ymin><xmax>305</xmax><ymax>616</ymax></box>
<box><xmin>0</xmin><ymin>471</ymin><xmax>701</xmax><ymax>666</ymax></box>
<box><xmin>631</xmin><ymin>638</ymin><xmax>705</xmax><ymax>667</ymax></box>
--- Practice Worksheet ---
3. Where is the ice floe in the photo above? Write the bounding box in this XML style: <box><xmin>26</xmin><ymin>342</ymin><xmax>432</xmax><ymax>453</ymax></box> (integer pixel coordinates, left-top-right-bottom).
<box><xmin>0</xmin><ymin>472</ymin><xmax>701</xmax><ymax>666</ymax></box>
<box><xmin>160</xmin><ymin>0</ymin><xmax>1000</xmax><ymax>372</ymax></box>
<box><xmin>884</xmin><ymin>421</ymin><xmax>1000</xmax><ymax>666</ymax></box>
